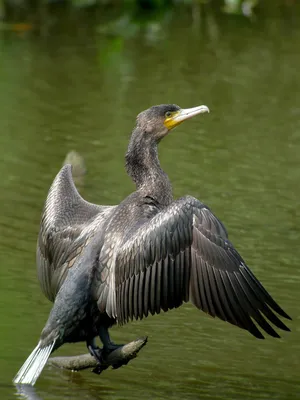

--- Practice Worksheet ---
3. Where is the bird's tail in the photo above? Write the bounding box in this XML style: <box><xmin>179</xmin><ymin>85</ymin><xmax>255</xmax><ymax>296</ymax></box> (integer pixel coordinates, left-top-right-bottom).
<box><xmin>13</xmin><ymin>340</ymin><xmax>55</xmax><ymax>386</ymax></box>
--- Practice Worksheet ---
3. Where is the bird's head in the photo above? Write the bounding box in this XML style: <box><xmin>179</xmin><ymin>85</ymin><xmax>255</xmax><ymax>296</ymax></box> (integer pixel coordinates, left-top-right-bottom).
<box><xmin>136</xmin><ymin>103</ymin><xmax>210</xmax><ymax>141</ymax></box>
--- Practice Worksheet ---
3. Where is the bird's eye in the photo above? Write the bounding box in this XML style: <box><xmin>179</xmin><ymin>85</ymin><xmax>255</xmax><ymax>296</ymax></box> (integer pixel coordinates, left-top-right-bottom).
<box><xmin>165</xmin><ymin>111</ymin><xmax>172</xmax><ymax>118</ymax></box>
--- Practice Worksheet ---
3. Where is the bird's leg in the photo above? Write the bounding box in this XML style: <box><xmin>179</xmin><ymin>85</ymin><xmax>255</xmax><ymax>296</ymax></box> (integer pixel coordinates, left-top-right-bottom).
<box><xmin>86</xmin><ymin>337</ymin><xmax>109</xmax><ymax>375</ymax></box>
<box><xmin>99</xmin><ymin>326</ymin><xmax>124</xmax><ymax>353</ymax></box>
<box><xmin>87</xmin><ymin>338</ymin><xmax>102</xmax><ymax>363</ymax></box>
<box><xmin>98</xmin><ymin>326</ymin><xmax>129</xmax><ymax>371</ymax></box>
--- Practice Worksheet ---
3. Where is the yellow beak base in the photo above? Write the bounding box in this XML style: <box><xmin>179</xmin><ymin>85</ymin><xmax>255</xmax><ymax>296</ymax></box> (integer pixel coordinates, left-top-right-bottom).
<box><xmin>164</xmin><ymin>105</ymin><xmax>209</xmax><ymax>131</ymax></box>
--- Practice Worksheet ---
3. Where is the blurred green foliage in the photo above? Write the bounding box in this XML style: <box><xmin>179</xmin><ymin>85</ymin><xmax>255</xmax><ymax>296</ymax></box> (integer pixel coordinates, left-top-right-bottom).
<box><xmin>0</xmin><ymin>0</ymin><xmax>298</xmax><ymax>37</ymax></box>
<box><xmin>0</xmin><ymin>0</ymin><xmax>297</xmax><ymax>19</ymax></box>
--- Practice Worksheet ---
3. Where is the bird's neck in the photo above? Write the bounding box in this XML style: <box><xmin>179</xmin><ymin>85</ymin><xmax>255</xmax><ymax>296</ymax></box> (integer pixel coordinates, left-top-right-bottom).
<box><xmin>125</xmin><ymin>127</ymin><xmax>173</xmax><ymax>205</ymax></box>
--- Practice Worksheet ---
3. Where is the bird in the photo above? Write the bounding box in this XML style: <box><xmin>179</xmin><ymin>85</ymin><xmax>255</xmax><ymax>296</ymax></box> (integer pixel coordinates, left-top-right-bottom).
<box><xmin>13</xmin><ymin>104</ymin><xmax>291</xmax><ymax>386</ymax></box>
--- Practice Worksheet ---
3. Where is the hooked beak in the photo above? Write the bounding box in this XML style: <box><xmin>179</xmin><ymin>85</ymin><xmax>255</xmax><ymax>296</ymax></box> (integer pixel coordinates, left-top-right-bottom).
<box><xmin>164</xmin><ymin>105</ymin><xmax>210</xmax><ymax>130</ymax></box>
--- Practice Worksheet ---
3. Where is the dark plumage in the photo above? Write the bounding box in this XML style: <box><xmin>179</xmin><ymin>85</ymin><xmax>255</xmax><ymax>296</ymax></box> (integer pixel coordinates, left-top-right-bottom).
<box><xmin>14</xmin><ymin>104</ymin><xmax>291</xmax><ymax>386</ymax></box>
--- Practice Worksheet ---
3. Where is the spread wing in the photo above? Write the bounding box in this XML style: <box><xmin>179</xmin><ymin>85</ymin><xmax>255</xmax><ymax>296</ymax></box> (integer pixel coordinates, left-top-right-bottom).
<box><xmin>112</xmin><ymin>195</ymin><xmax>290</xmax><ymax>339</ymax></box>
<box><xmin>37</xmin><ymin>164</ymin><xmax>115</xmax><ymax>302</ymax></box>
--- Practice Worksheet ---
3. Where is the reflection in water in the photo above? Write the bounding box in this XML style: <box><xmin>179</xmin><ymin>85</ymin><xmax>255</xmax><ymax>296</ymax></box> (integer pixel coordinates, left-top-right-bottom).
<box><xmin>15</xmin><ymin>385</ymin><xmax>43</xmax><ymax>400</ymax></box>
<box><xmin>14</xmin><ymin>377</ymin><xmax>108</xmax><ymax>400</ymax></box>
<box><xmin>1</xmin><ymin>8</ymin><xmax>300</xmax><ymax>400</ymax></box>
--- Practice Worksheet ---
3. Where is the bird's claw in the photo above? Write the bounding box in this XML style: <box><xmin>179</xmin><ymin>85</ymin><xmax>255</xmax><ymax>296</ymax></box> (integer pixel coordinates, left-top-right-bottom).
<box><xmin>92</xmin><ymin>362</ymin><xmax>108</xmax><ymax>375</ymax></box>
<box><xmin>88</xmin><ymin>345</ymin><xmax>107</xmax><ymax>374</ymax></box>
<box><xmin>90</xmin><ymin>343</ymin><xmax>126</xmax><ymax>374</ymax></box>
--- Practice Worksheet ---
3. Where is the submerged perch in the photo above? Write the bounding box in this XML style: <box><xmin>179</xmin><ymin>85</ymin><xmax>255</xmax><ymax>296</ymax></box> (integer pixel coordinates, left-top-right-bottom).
<box><xmin>48</xmin><ymin>337</ymin><xmax>148</xmax><ymax>373</ymax></box>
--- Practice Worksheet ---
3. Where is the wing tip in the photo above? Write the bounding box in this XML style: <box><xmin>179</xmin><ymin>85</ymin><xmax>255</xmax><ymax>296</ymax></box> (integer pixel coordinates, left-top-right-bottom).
<box><xmin>249</xmin><ymin>317</ymin><xmax>291</xmax><ymax>339</ymax></box>
<box><xmin>281</xmin><ymin>311</ymin><xmax>292</xmax><ymax>321</ymax></box>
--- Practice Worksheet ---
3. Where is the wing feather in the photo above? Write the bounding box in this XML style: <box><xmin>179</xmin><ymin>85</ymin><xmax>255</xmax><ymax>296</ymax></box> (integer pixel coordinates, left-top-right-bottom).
<box><xmin>155</xmin><ymin>260</ymin><xmax>162</xmax><ymax>314</ymax></box>
<box><xmin>128</xmin><ymin>276</ymin><xmax>134</xmax><ymax>320</ymax></box>
<box><xmin>112</xmin><ymin>195</ymin><xmax>290</xmax><ymax>338</ymax></box>
<box><xmin>207</xmin><ymin>263</ymin><xmax>226</xmax><ymax>321</ymax></box>
<box><xmin>138</xmin><ymin>270</ymin><xmax>145</xmax><ymax>319</ymax></box>
<box><xmin>37</xmin><ymin>164</ymin><xmax>115</xmax><ymax>301</ymax></box>
<box><xmin>213</xmin><ymin>269</ymin><xmax>237</xmax><ymax>325</ymax></box>
<box><xmin>190</xmin><ymin>250</ymin><xmax>202</xmax><ymax>309</ymax></box>
<box><xmin>162</xmin><ymin>257</ymin><xmax>169</xmax><ymax>312</ymax></box>
<box><xmin>144</xmin><ymin>267</ymin><xmax>151</xmax><ymax>318</ymax></box>
<box><xmin>133</xmin><ymin>272</ymin><xmax>140</xmax><ymax>320</ymax></box>
<box><xmin>150</xmin><ymin>261</ymin><xmax>157</xmax><ymax>315</ymax></box>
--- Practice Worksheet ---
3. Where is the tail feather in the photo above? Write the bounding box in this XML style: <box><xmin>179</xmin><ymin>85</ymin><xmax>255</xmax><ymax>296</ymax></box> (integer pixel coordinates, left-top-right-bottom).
<box><xmin>13</xmin><ymin>341</ymin><xmax>55</xmax><ymax>386</ymax></box>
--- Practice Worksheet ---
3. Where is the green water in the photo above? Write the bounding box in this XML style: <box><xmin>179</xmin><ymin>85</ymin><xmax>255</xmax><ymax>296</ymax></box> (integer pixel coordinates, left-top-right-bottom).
<box><xmin>0</xmin><ymin>9</ymin><xmax>299</xmax><ymax>400</ymax></box>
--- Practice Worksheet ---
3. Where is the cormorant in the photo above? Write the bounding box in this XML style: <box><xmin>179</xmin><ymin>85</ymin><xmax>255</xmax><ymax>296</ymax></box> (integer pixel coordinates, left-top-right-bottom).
<box><xmin>13</xmin><ymin>104</ymin><xmax>291</xmax><ymax>386</ymax></box>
